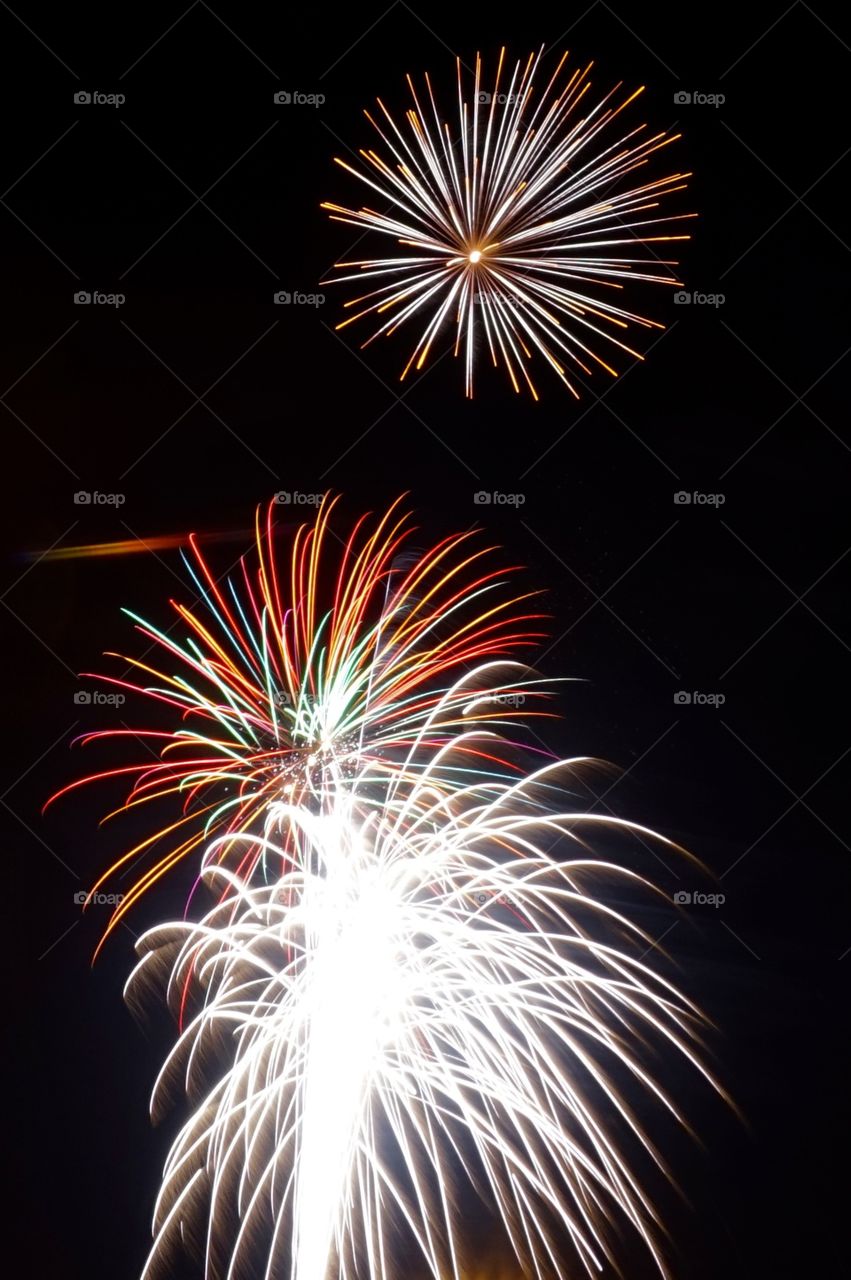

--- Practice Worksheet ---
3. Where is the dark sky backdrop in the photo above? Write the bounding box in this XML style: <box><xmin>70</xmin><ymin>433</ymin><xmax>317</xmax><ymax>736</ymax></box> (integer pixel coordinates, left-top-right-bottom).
<box><xmin>3</xmin><ymin>2</ymin><xmax>849</xmax><ymax>1277</ymax></box>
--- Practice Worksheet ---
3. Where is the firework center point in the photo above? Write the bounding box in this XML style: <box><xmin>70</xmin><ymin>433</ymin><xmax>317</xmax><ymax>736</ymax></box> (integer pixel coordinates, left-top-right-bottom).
<box><xmin>468</xmin><ymin>249</ymin><xmax>483</xmax><ymax>263</ymax></box>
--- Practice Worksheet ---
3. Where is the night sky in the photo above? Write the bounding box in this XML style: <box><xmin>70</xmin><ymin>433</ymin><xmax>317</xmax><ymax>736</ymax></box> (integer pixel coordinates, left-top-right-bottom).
<box><xmin>3</xmin><ymin>3</ymin><xmax>849</xmax><ymax>1277</ymax></box>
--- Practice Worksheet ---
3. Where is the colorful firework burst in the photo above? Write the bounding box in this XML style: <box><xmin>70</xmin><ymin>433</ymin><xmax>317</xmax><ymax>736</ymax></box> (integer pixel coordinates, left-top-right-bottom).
<box><xmin>56</xmin><ymin>499</ymin><xmax>723</xmax><ymax>1280</ymax></box>
<box><xmin>48</xmin><ymin>496</ymin><xmax>549</xmax><ymax>948</ymax></box>
<box><xmin>321</xmin><ymin>47</ymin><xmax>694</xmax><ymax>399</ymax></box>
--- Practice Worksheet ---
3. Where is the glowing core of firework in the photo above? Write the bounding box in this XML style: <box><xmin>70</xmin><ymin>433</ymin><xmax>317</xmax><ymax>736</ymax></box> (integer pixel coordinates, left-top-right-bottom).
<box><xmin>292</xmin><ymin>812</ymin><xmax>406</xmax><ymax>1280</ymax></box>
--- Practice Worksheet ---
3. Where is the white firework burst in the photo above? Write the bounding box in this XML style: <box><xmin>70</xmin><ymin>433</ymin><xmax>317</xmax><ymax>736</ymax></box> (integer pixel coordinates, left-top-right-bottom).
<box><xmin>321</xmin><ymin>47</ymin><xmax>694</xmax><ymax>399</ymax></box>
<box><xmin>127</xmin><ymin>678</ymin><xmax>720</xmax><ymax>1280</ymax></box>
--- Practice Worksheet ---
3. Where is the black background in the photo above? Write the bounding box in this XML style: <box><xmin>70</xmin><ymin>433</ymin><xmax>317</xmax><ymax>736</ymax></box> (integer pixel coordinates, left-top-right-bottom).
<box><xmin>3</xmin><ymin>2</ymin><xmax>848</xmax><ymax>1277</ymax></box>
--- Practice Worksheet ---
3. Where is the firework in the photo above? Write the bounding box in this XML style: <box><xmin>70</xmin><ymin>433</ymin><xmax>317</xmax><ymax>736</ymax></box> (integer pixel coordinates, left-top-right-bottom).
<box><xmin>128</xmin><ymin>719</ymin><xmax>714</xmax><ymax>1280</ymax></box>
<box><xmin>48</xmin><ymin>495</ymin><xmax>547</xmax><ymax>948</ymax></box>
<box><xmin>59</xmin><ymin>500</ymin><xmax>721</xmax><ymax>1280</ymax></box>
<box><xmin>321</xmin><ymin>47</ymin><xmax>694</xmax><ymax>399</ymax></box>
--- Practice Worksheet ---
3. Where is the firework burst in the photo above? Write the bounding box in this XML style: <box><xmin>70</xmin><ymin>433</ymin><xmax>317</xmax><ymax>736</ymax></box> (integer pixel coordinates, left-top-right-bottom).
<box><xmin>58</xmin><ymin>500</ymin><xmax>723</xmax><ymax>1280</ymax></box>
<box><xmin>48</xmin><ymin>496</ymin><xmax>548</xmax><ymax>948</ymax></box>
<box><xmin>128</xmin><ymin>721</ymin><xmax>715</xmax><ymax>1280</ymax></box>
<box><xmin>322</xmin><ymin>47</ymin><xmax>694</xmax><ymax>399</ymax></box>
